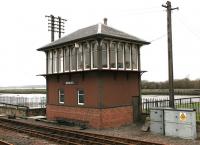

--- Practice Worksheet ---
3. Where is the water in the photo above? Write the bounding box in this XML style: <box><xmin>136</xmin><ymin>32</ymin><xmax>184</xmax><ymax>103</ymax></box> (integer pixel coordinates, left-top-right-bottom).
<box><xmin>142</xmin><ymin>95</ymin><xmax>200</xmax><ymax>105</ymax></box>
<box><xmin>142</xmin><ymin>95</ymin><xmax>199</xmax><ymax>100</ymax></box>
<box><xmin>0</xmin><ymin>94</ymin><xmax>46</xmax><ymax>109</ymax></box>
<box><xmin>0</xmin><ymin>94</ymin><xmax>199</xmax><ymax>109</ymax></box>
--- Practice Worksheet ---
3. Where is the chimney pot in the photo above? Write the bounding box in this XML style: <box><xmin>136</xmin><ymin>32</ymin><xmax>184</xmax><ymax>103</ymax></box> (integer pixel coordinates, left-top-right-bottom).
<box><xmin>103</xmin><ymin>18</ymin><xmax>107</xmax><ymax>25</ymax></box>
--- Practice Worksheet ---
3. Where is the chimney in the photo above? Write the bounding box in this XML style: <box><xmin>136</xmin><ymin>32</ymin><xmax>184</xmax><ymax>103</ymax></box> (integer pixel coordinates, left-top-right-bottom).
<box><xmin>103</xmin><ymin>18</ymin><xmax>107</xmax><ymax>25</ymax></box>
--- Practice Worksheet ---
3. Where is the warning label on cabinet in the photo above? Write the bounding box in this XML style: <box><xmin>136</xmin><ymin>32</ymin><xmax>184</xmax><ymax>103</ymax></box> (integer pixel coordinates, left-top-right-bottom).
<box><xmin>179</xmin><ymin>112</ymin><xmax>187</xmax><ymax>121</ymax></box>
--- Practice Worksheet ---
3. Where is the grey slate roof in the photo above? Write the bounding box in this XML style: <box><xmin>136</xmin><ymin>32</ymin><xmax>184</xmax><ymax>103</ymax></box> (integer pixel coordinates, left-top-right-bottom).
<box><xmin>38</xmin><ymin>23</ymin><xmax>150</xmax><ymax>51</ymax></box>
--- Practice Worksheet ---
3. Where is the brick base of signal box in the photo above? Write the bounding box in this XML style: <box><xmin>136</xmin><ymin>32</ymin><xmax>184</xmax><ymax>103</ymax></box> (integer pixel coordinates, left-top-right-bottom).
<box><xmin>46</xmin><ymin>105</ymin><xmax>133</xmax><ymax>129</ymax></box>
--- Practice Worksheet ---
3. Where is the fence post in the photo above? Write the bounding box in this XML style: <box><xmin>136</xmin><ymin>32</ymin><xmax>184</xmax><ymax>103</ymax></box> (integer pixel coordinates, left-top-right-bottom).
<box><xmin>145</xmin><ymin>99</ymin><xmax>148</xmax><ymax>114</ymax></box>
<box><xmin>155</xmin><ymin>100</ymin><xmax>158</xmax><ymax>107</ymax></box>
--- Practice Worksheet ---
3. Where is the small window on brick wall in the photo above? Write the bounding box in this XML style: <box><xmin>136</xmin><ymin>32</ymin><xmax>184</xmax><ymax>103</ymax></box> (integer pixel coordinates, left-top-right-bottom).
<box><xmin>59</xmin><ymin>89</ymin><xmax>64</xmax><ymax>104</ymax></box>
<box><xmin>78</xmin><ymin>90</ymin><xmax>85</xmax><ymax>105</ymax></box>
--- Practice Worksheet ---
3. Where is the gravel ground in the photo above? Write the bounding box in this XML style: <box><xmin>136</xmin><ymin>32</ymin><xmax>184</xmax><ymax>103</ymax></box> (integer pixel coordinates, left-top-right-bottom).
<box><xmin>0</xmin><ymin>127</ymin><xmax>59</xmax><ymax>145</ymax></box>
<box><xmin>0</xmin><ymin>117</ymin><xmax>200</xmax><ymax>145</ymax></box>
<box><xmin>86</xmin><ymin>124</ymin><xmax>200</xmax><ymax>145</ymax></box>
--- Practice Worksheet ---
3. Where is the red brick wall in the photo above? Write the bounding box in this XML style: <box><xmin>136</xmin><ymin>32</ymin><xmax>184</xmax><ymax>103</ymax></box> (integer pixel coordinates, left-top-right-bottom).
<box><xmin>47</xmin><ymin>104</ymin><xmax>133</xmax><ymax>129</ymax></box>
<box><xmin>47</xmin><ymin>72</ymin><xmax>99</xmax><ymax>107</ymax></box>
<box><xmin>46</xmin><ymin>71</ymin><xmax>138</xmax><ymax>128</ymax></box>
<box><xmin>47</xmin><ymin>71</ymin><xmax>139</xmax><ymax>108</ymax></box>
<box><xmin>101</xmin><ymin>106</ymin><xmax>133</xmax><ymax>128</ymax></box>
<box><xmin>100</xmin><ymin>71</ymin><xmax>139</xmax><ymax>107</ymax></box>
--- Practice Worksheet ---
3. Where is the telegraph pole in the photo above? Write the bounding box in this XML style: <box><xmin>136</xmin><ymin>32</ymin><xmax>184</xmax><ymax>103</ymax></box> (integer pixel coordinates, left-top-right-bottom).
<box><xmin>50</xmin><ymin>15</ymin><xmax>55</xmax><ymax>42</ymax></box>
<box><xmin>45</xmin><ymin>15</ymin><xmax>67</xmax><ymax>42</ymax></box>
<box><xmin>162</xmin><ymin>1</ymin><xmax>178</xmax><ymax>108</ymax></box>
<box><xmin>57</xmin><ymin>16</ymin><xmax>67</xmax><ymax>38</ymax></box>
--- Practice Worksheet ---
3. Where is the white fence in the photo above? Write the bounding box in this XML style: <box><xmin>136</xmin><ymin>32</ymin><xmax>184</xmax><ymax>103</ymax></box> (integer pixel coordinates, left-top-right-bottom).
<box><xmin>0</xmin><ymin>95</ymin><xmax>46</xmax><ymax>108</ymax></box>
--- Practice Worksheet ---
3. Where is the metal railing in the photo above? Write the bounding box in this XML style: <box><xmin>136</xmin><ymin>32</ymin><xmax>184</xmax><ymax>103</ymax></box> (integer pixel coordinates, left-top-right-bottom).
<box><xmin>0</xmin><ymin>96</ymin><xmax>46</xmax><ymax>109</ymax></box>
<box><xmin>142</xmin><ymin>96</ymin><xmax>200</xmax><ymax>121</ymax></box>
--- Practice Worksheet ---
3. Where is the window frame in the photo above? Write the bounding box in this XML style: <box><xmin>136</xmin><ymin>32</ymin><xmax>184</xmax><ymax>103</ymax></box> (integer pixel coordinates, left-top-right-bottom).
<box><xmin>83</xmin><ymin>42</ymin><xmax>91</xmax><ymax>70</ymax></box>
<box><xmin>47</xmin><ymin>50</ymin><xmax>53</xmax><ymax>74</ymax></box>
<box><xmin>132</xmin><ymin>44</ymin><xmax>138</xmax><ymax>70</ymax></box>
<box><xmin>58</xmin><ymin>89</ymin><xmax>64</xmax><ymax>104</ymax></box>
<box><xmin>77</xmin><ymin>90</ymin><xmax>85</xmax><ymax>105</ymax></box>
<box><xmin>125</xmin><ymin>43</ymin><xmax>132</xmax><ymax>70</ymax></box>
<box><xmin>117</xmin><ymin>42</ymin><xmax>125</xmax><ymax>70</ymax></box>
<box><xmin>64</xmin><ymin>47</ymin><xmax>70</xmax><ymax>72</ymax></box>
<box><xmin>77</xmin><ymin>44</ymin><xmax>83</xmax><ymax>71</ymax></box>
<box><xmin>58</xmin><ymin>49</ymin><xmax>64</xmax><ymax>73</ymax></box>
<box><xmin>53</xmin><ymin>50</ymin><xmax>57</xmax><ymax>73</ymax></box>
<box><xmin>102</xmin><ymin>41</ymin><xmax>109</xmax><ymax>69</ymax></box>
<box><xmin>91</xmin><ymin>41</ymin><xmax>98</xmax><ymax>69</ymax></box>
<box><xmin>70</xmin><ymin>46</ymin><xmax>76</xmax><ymax>71</ymax></box>
<box><xmin>109</xmin><ymin>42</ymin><xmax>117</xmax><ymax>69</ymax></box>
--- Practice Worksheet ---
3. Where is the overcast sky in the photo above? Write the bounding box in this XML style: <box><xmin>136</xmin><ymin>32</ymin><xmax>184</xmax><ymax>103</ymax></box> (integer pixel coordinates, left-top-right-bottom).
<box><xmin>0</xmin><ymin>0</ymin><xmax>200</xmax><ymax>86</ymax></box>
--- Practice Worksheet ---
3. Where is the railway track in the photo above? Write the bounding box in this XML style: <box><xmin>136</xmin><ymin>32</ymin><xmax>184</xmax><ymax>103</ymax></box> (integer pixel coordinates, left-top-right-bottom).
<box><xmin>0</xmin><ymin>140</ymin><xmax>13</xmax><ymax>145</ymax></box>
<box><xmin>0</xmin><ymin>118</ymin><xmax>165</xmax><ymax>145</ymax></box>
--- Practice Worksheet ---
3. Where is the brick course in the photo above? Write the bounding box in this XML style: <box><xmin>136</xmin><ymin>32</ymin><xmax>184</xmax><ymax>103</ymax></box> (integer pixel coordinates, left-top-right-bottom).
<box><xmin>47</xmin><ymin>105</ymin><xmax>133</xmax><ymax>129</ymax></box>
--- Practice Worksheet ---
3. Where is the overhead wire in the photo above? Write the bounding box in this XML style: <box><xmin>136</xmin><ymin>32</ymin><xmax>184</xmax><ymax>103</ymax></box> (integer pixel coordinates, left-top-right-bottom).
<box><xmin>66</xmin><ymin>6</ymin><xmax>164</xmax><ymax>21</ymax></box>
<box><xmin>176</xmin><ymin>15</ymin><xmax>200</xmax><ymax>40</ymax></box>
<box><xmin>150</xmin><ymin>34</ymin><xmax>167</xmax><ymax>43</ymax></box>
<box><xmin>60</xmin><ymin>6</ymin><xmax>167</xmax><ymax>44</ymax></box>
<box><xmin>111</xmin><ymin>7</ymin><xmax>164</xmax><ymax>16</ymax></box>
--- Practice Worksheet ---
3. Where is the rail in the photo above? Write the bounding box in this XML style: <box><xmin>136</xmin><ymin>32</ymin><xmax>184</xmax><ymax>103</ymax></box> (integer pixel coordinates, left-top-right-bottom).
<box><xmin>0</xmin><ymin>117</ymin><xmax>165</xmax><ymax>145</ymax></box>
<box><xmin>0</xmin><ymin>140</ymin><xmax>13</xmax><ymax>145</ymax></box>
<box><xmin>0</xmin><ymin>102</ymin><xmax>29</xmax><ymax>109</ymax></box>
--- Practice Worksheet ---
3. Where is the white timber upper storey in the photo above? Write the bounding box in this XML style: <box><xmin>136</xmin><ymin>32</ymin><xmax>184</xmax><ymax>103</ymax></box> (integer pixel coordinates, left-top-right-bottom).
<box><xmin>38</xmin><ymin>23</ymin><xmax>150</xmax><ymax>74</ymax></box>
<box><xmin>47</xmin><ymin>40</ymin><xmax>139</xmax><ymax>74</ymax></box>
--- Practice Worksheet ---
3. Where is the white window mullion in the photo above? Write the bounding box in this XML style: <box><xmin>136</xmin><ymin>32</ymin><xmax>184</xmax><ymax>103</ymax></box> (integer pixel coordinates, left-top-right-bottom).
<box><xmin>118</xmin><ymin>43</ymin><xmax>124</xmax><ymax>70</ymax></box>
<box><xmin>58</xmin><ymin>49</ymin><xmax>63</xmax><ymax>73</ymax></box>
<box><xmin>115</xmin><ymin>43</ymin><xmax>117</xmax><ymax>69</ymax></box>
<box><xmin>64</xmin><ymin>47</ymin><xmax>70</xmax><ymax>72</ymax></box>
<box><xmin>91</xmin><ymin>41</ymin><xmax>98</xmax><ymax>69</ymax></box>
<box><xmin>59</xmin><ymin>89</ymin><xmax>64</xmax><ymax>104</ymax></box>
<box><xmin>48</xmin><ymin>51</ymin><xmax>52</xmax><ymax>74</ymax></box>
<box><xmin>132</xmin><ymin>44</ymin><xmax>138</xmax><ymax>70</ymax></box>
<box><xmin>84</xmin><ymin>42</ymin><xmax>90</xmax><ymax>70</ymax></box>
<box><xmin>78</xmin><ymin>90</ymin><xmax>85</xmax><ymax>105</ymax></box>
<box><xmin>102</xmin><ymin>41</ymin><xmax>108</xmax><ymax>69</ymax></box>
<box><xmin>125</xmin><ymin>43</ymin><xmax>131</xmax><ymax>70</ymax></box>
<box><xmin>109</xmin><ymin>42</ymin><xmax>117</xmax><ymax>69</ymax></box>
<box><xmin>53</xmin><ymin>50</ymin><xmax>57</xmax><ymax>73</ymax></box>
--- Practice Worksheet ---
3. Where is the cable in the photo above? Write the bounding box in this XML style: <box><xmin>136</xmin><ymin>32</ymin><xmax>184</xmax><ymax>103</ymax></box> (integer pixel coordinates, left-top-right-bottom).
<box><xmin>176</xmin><ymin>15</ymin><xmax>200</xmax><ymax>40</ymax></box>
<box><xmin>150</xmin><ymin>34</ymin><xmax>167</xmax><ymax>43</ymax></box>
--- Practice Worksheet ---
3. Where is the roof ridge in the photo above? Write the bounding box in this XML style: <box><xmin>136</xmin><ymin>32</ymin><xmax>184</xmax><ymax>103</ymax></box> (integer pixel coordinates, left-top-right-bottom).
<box><xmin>38</xmin><ymin>23</ymin><xmax>149</xmax><ymax>51</ymax></box>
<box><xmin>101</xmin><ymin>24</ymin><xmax>147</xmax><ymax>42</ymax></box>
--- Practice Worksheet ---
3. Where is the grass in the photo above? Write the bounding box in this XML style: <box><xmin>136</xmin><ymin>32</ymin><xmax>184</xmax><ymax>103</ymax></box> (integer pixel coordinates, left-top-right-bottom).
<box><xmin>176</xmin><ymin>102</ymin><xmax>200</xmax><ymax>121</ymax></box>
<box><xmin>0</xmin><ymin>89</ymin><xmax>46</xmax><ymax>94</ymax></box>
<box><xmin>142</xmin><ymin>100</ymin><xmax>200</xmax><ymax>121</ymax></box>
<box><xmin>176</xmin><ymin>102</ymin><xmax>200</xmax><ymax>109</ymax></box>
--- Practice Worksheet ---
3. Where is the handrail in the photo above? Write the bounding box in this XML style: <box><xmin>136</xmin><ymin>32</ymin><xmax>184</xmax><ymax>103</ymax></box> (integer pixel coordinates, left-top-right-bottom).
<box><xmin>0</xmin><ymin>102</ymin><xmax>29</xmax><ymax>109</ymax></box>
